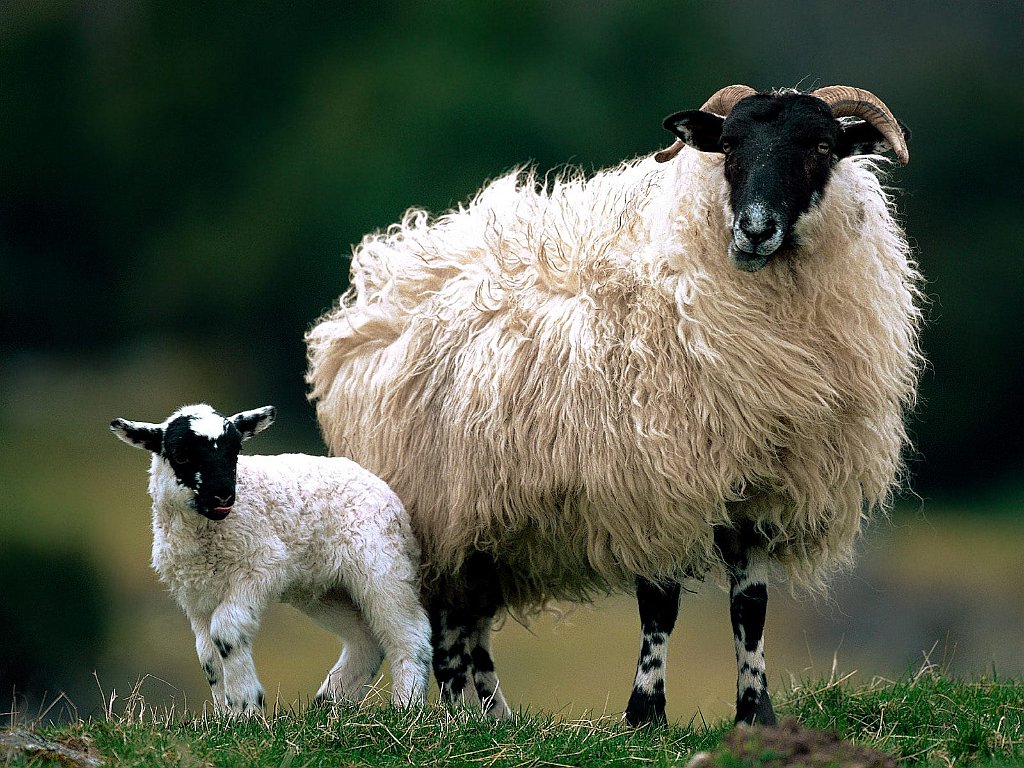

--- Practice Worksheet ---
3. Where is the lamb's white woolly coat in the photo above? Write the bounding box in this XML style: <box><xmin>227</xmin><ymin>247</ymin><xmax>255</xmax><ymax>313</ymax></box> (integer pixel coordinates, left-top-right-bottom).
<box><xmin>149</xmin><ymin>453</ymin><xmax>422</xmax><ymax>622</ymax></box>
<box><xmin>306</xmin><ymin>147</ymin><xmax>923</xmax><ymax>608</ymax></box>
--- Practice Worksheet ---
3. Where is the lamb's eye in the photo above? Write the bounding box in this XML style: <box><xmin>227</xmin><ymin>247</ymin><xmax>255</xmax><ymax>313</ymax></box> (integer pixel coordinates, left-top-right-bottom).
<box><xmin>816</xmin><ymin>142</ymin><xmax>831</xmax><ymax>155</ymax></box>
<box><xmin>721</xmin><ymin>141</ymin><xmax>732</xmax><ymax>154</ymax></box>
<box><xmin>172</xmin><ymin>455</ymin><xmax>189</xmax><ymax>465</ymax></box>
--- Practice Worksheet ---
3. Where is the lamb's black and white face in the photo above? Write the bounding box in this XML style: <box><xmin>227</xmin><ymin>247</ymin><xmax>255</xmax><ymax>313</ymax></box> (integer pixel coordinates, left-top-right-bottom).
<box><xmin>111</xmin><ymin>404</ymin><xmax>276</xmax><ymax>520</ymax></box>
<box><xmin>663</xmin><ymin>93</ymin><xmax>908</xmax><ymax>272</ymax></box>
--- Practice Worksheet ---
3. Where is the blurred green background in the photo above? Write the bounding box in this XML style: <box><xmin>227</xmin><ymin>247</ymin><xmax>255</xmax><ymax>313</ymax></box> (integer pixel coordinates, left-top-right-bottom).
<box><xmin>2</xmin><ymin>1</ymin><xmax>1022</xmax><ymax>725</ymax></box>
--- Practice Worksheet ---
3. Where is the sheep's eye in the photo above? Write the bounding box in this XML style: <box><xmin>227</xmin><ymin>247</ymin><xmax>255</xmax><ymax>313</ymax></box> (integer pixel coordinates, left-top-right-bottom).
<box><xmin>172</xmin><ymin>455</ymin><xmax>189</xmax><ymax>465</ymax></box>
<box><xmin>720</xmin><ymin>141</ymin><xmax>732</xmax><ymax>154</ymax></box>
<box><xmin>816</xmin><ymin>141</ymin><xmax>831</xmax><ymax>155</ymax></box>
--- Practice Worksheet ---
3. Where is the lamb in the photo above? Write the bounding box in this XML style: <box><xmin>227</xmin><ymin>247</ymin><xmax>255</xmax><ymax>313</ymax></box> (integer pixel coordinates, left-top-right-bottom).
<box><xmin>110</xmin><ymin>403</ymin><xmax>432</xmax><ymax>714</ymax></box>
<box><xmin>305</xmin><ymin>84</ymin><xmax>923</xmax><ymax>726</ymax></box>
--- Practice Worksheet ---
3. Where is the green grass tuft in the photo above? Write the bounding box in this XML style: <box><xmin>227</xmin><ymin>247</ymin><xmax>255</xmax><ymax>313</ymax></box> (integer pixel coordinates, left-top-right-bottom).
<box><xmin>783</xmin><ymin>666</ymin><xmax>1024</xmax><ymax>766</ymax></box>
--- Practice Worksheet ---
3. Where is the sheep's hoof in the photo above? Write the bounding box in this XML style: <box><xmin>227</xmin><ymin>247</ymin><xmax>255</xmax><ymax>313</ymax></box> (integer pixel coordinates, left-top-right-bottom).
<box><xmin>735</xmin><ymin>691</ymin><xmax>776</xmax><ymax>726</ymax></box>
<box><xmin>624</xmin><ymin>691</ymin><xmax>667</xmax><ymax>728</ymax></box>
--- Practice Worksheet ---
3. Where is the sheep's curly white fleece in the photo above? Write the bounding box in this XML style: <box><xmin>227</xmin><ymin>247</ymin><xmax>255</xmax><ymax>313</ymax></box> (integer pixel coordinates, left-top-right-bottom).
<box><xmin>306</xmin><ymin>147</ymin><xmax>923</xmax><ymax>609</ymax></box>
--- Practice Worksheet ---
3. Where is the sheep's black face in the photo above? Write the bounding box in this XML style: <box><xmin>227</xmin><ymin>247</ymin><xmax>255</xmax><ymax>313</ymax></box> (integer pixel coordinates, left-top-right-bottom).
<box><xmin>662</xmin><ymin>92</ymin><xmax>907</xmax><ymax>272</ymax></box>
<box><xmin>111</xmin><ymin>403</ymin><xmax>276</xmax><ymax>522</ymax></box>
<box><xmin>162</xmin><ymin>414</ymin><xmax>242</xmax><ymax>521</ymax></box>
<box><xmin>718</xmin><ymin>96</ymin><xmax>839</xmax><ymax>271</ymax></box>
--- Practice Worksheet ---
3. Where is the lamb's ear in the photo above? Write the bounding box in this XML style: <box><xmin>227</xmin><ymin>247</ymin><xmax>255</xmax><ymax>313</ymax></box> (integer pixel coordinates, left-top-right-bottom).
<box><xmin>110</xmin><ymin>419</ymin><xmax>163</xmax><ymax>453</ymax></box>
<box><xmin>663</xmin><ymin>110</ymin><xmax>725</xmax><ymax>153</ymax></box>
<box><xmin>230</xmin><ymin>406</ymin><xmax>276</xmax><ymax>440</ymax></box>
<box><xmin>837</xmin><ymin>118</ymin><xmax>911</xmax><ymax>160</ymax></box>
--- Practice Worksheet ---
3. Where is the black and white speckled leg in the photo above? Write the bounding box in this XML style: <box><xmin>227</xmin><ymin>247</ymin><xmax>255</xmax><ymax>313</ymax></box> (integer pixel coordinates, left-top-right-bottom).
<box><xmin>719</xmin><ymin>529</ymin><xmax>776</xmax><ymax>726</ymax></box>
<box><xmin>624</xmin><ymin>577</ymin><xmax>681</xmax><ymax>727</ymax></box>
<box><xmin>189</xmin><ymin>612</ymin><xmax>226</xmax><ymax>710</ymax></box>
<box><xmin>467</xmin><ymin>616</ymin><xmax>510</xmax><ymax>718</ymax></box>
<box><xmin>431</xmin><ymin>608</ymin><xmax>476</xmax><ymax>707</ymax></box>
<box><xmin>431</xmin><ymin>552</ymin><xmax>508</xmax><ymax>715</ymax></box>
<box><xmin>209</xmin><ymin>598</ymin><xmax>267</xmax><ymax>715</ymax></box>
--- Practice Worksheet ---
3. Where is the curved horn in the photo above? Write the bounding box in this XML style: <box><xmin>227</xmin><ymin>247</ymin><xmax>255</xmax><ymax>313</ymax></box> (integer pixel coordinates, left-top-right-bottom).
<box><xmin>700</xmin><ymin>84</ymin><xmax>757</xmax><ymax>116</ymax></box>
<box><xmin>811</xmin><ymin>85</ymin><xmax>909</xmax><ymax>165</ymax></box>
<box><xmin>654</xmin><ymin>140</ymin><xmax>687</xmax><ymax>163</ymax></box>
<box><xmin>655</xmin><ymin>84</ymin><xmax>757</xmax><ymax>163</ymax></box>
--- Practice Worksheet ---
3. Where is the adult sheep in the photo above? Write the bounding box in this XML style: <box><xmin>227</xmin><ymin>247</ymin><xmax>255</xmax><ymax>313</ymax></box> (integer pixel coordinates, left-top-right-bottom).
<box><xmin>306</xmin><ymin>84</ymin><xmax>923</xmax><ymax>726</ymax></box>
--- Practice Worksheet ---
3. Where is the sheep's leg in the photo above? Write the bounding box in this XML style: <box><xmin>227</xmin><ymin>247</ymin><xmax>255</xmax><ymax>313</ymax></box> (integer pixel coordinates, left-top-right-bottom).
<box><xmin>625</xmin><ymin>577</ymin><xmax>681</xmax><ymax>727</ymax></box>
<box><xmin>432</xmin><ymin>610</ymin><xmax>508</xmax><ymax>717</ymax></box>
<box><xmin>431</xmin><ymin>552</ymin><xmax>506</xmax><ymax>714</ymax></box>
<box><xmin>302</xmin><ymin>595</ymin><xmax>385</xmax><ymax>705</ymax></box>
<box><xmin>467</xmin><ymin>616</ymin><xmax>510</xmax><ymax>719</ymax></box>
<box><xmin>210</xmin><ymin>597</ymin><xmax>267</xmax><ymax>715</ymax></box>
<box><xmin>431</xmin><ymin>607</ymin><xmax>479</xmax><ymax>708</ymax></box>
<box><xmin>719</xmin><ymin>529</ymin><xmax>777</xmax><ymax>725</ymax></box>
<box><xmin>188</xmin><ymin>612</ymin><xmax>226</xmax><ymax>710</ymax></box>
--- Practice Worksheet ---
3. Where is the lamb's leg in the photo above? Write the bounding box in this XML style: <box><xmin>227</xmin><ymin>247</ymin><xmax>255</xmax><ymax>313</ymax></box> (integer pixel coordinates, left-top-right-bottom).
<box><xmin>718</xmin><ymin>529</ymin><xmax>777</xmax><ymax>725</ymax></box>
<box><xmin>209</xmin><ymin>598</ymin><xmax>267</xmax><ymax>715</ymax></box>
<box><xmin>353</xmin><ymin>583</ymin><xmax>432</xmax><ymax>708</ymax></box>
<box><xmin>467</xmin><ymin>616</ymin><xmax>510</xmax><ymax>719</ymax></box>
<box><xmin>625</xmin><ymin>577</ymin><xmax>681</xmax><ymax>727</ymax></box>
<box><xmin>302</xmin><ymin>594</ymin><xmax>385</xmax><ymax>705</ymax></box>
<box><xmin>188</xmin><ymin>612</ymin><xmax>226</xmax><ymax>710</ymax></box>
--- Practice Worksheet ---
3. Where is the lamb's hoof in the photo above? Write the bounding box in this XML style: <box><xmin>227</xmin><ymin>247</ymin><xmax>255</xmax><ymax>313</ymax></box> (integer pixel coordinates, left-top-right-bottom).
<box><xmin>223</xmin><ymin>690</ymin><xmax>265</xmax><ymax>717</ymax></box>
<box><xmin>314</xmin><ymin>689</ymin><xmax>361</xmax><ymax>709</ymax></box>
<box><xmin>313</xmin><ymin>691</ymin><xmax>343</xmax><ymax>709</ymax></box>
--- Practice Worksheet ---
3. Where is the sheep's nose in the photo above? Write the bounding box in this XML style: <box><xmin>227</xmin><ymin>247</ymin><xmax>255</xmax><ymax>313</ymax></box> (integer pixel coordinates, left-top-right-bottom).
<box><xmin>738</xmin><ymin>212</ymin><xmax>778</xmax><ymax>248</ymax></box>
<box><xmin>213</xmin><ymin>494</ymin><xmax>234</xmax><ymax>507</ymax></box>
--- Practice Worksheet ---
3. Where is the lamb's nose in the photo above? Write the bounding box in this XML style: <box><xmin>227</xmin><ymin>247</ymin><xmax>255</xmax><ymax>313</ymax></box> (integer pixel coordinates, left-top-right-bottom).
<box><xmin>214</xmin><ymin>494</ymin><xmax>234</xmax><ymax>507</ymax></box>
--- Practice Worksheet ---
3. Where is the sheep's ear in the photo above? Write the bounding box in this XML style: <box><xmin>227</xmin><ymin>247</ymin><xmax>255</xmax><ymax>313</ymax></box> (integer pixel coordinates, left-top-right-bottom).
<box><xmin>836</xmin><ymin>118</ymin><xmax>911</xmax><ymax>160</ymax></box>
<box><xmin>230</xmin><ymin>406</ymin><xmax>276</xmax><ymax>440</ymax></box>
<box><xmin>110</xmin><ymin>419</ymin><xmax>163</xmax><ymax>453</ymax></box>
<box><xmin>662</xmin><ymin>110</ymin><xmax>725</xmax><ymax>153</ymax></box>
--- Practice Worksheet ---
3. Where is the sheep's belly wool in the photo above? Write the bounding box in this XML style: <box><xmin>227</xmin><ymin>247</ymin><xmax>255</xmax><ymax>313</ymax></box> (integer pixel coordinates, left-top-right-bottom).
<box><xmin>307</xmin><ymin>150</ymin><xmax>922</xmax><ymax>609</ymax></box>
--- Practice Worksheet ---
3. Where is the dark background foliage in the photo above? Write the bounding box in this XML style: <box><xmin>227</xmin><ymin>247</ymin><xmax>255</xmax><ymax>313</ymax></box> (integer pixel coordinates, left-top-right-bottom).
<box><xmin>4</xmin><ymin>1</ymin><xmax>1023</xmax><ymax>496</ymax></box>
<box><xmin>1</xmin><ymin>1</ymin><xmax>1021</xmax><ymax>722</ymax></box>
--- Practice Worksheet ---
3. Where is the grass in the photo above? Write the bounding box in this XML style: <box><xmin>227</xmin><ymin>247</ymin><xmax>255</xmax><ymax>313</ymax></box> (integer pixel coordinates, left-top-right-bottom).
<box><xmin>5</xmin><ymin>681</ymin><xmax>724</xmax><ymax>768</ymax></box>
<box><xmin>784</xmin><ymin>666</ymin><xmax>1024</xmax><ymax>766</ymax></box>
<box><xmin>3</xmin><ymin>668</ymin><xmax>1022</xmax><ymax>767</ymax></box>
